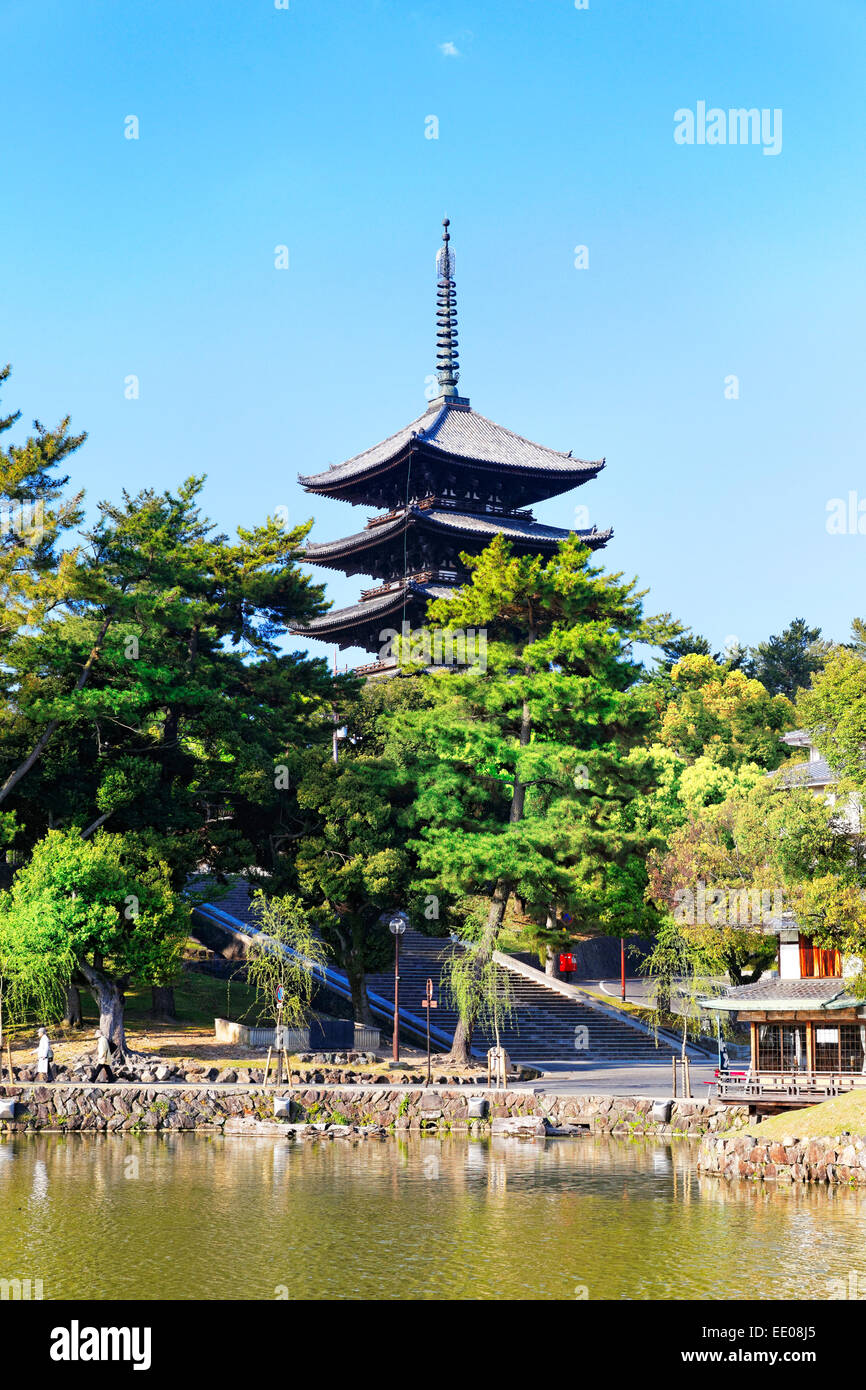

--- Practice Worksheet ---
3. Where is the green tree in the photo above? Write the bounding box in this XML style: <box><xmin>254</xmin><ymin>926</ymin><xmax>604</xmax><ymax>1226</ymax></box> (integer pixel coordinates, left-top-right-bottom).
<box><xmin>0</xmin><ymin>829</ymin><xmax>188</xmax><ymax>1051</ymax></box>
<box><xmin>291</xmin><ymin>748</ymin><xmax>414</xmax><ymax>1024</ymax></box>
<box><xmin>390</xmin><ymin>534</ymin><xmax>667</xmax><ymax>1062</ymax></box>
<box><xmin>0</xmin><ymin>474</ymin><xmax>344</xmax><ymax>1016</ymax></box>
<box><xmin>243</xmin><ymin>891</ymin><xmax>328</xmax><ymax>1030</ymax></box>
<box><xmin>0</xmin><ymin>364</ymin><xmax>86</xmax><ymax>651</ymax></box>
<box><xmin>658</xmin><ymin>629</ymin><xmax>716</xmax><ymax>669</ymax></box>
<box><xmin>441</xmin><ymin>944</ymin><xmax>514</xmax><ymax>1053</ymax></box>
<box><xmin>799</xmin><ymin>637</ymin><xmax>866</xmax><ymax>791</ymax></box>
<box><xmin>749</xmin><ymin>618</ymin><xmax>828</xmax><ymax>699</ymax></box>
<box><xmin>658</xmin><ymin>654</ymin><xmax>792</xmax><ymax>770</ymax></box>
<box><xmin>647</xmin><ymin>778</ymin><xmax>856</xmax><ymax>983</ymax></box>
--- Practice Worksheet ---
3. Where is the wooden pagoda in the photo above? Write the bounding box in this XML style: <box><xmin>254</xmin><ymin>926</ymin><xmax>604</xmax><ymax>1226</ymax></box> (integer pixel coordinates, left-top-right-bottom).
<box><xmin>294</xmin><ymin>220</ymin><xmax>611</xmax><ymax>665</ymax></box>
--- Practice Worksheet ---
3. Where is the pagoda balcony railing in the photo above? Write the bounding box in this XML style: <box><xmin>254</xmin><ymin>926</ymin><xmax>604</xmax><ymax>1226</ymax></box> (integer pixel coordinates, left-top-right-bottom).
<box><xmin>716</xmin><ymin>1067</ymin><xmax>866</xmax><ymax>1105</ymax></box>
<box><xmin>359</xmin><ymin>569</ymin><xmax>462</xmax><ymax>601</ymax></box>
<box><xmin>352</xmin><ymin>657</ymin><xmax>399</xmax><ymax>677</ymax></box>
<box><xmin>364</xmin><ymin>496</ymin><xmax>535</xmax><ymax>529</ymax></box>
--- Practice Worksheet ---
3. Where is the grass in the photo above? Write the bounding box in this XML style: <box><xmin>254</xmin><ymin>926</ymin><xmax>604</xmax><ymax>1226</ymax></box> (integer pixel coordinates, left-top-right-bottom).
<box><xmin>743</xmin><ymin>1091</ymin><xmax>866</xmax><ymax>1142</ymax></box>
<box><xmin>72</xmin><ymin>968</ymin><xmax>260</xmax><ymax>1031</ymax></box>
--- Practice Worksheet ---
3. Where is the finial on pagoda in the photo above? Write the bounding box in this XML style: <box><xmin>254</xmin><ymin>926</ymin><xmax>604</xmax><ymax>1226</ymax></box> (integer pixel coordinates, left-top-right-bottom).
<box><xmin>434</xmin><ymin>217</ymin><xmax>461</xmax><ymax>401</ymax></box>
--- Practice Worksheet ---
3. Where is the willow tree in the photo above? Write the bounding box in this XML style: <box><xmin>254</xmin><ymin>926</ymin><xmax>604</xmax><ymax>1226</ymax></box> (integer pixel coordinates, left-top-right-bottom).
<box><xmin>390</xmin><ymin>535</ymin><xmax>670</xmax><ymax>1063</ymax></box>
<box><xmin>243</xmin><ymin>891</ymin><xmax>328</xmax><ymax>1031</ymax></box>
<box><xmin>441</xmin><ymin>943</ymin><xmax>514</xmax><ymax>1053</ymax></box>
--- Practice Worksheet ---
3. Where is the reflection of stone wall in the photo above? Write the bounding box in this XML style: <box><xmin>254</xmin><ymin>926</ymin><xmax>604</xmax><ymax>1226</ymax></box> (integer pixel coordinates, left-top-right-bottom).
<box><xmin>699</xmin><ymin>1131</ymin><xmax>866</xmax><ymax>1183</ymax></box>
<box><xmin>0</xmin><ymin>1085</ymin><xmax>746</xmax><ymax>1137</ymax></box>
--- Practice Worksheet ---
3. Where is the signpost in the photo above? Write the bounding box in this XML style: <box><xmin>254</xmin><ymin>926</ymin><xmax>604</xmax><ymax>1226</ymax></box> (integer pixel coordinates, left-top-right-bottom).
<box><xmin>421</xmin><ymin>977</ymin><xmax>438</xmax><ymax>1086</ymax></box>
<box><xmin>265</xmin><ymin>985</ymin><xmax>292</xmax><ymax>1089</ymax></box>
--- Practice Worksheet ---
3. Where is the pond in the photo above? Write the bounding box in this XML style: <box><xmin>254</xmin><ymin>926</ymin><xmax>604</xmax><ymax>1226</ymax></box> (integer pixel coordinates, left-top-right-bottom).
<box><xmin>0</xmin><ymin>1132</ymin><xmax>861</xmax><ymax>1300</ymax></box>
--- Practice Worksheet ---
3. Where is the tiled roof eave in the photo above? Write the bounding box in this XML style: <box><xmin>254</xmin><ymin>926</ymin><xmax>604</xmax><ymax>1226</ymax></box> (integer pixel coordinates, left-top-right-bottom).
<box><xmin>290</xmin><ymin>580</ymin><xmax>446</xmax><ymax>635</ymax></box>
<box><xmin>301</xmin><ymin>508</ymin><xmax>611</xmax><ymax>565</ymax></box>
<box><xmin>303</xmin><ymin>514</ymin><xmax>409</xmax><ymax>561</ymax></box>
<box><xmin>703</xmin><ymin>981</ymin><xmax>861</xmax><ymax>1011</ymax></box>
<box><xmin>703</xmin><ymin>998</ymin><xmax>863</xmax><ymax>1012</ymax></box>
<box><xmin>298</xmin><ymin>442</ymin><xmax>416</xmax><ymax>495</ymax></box>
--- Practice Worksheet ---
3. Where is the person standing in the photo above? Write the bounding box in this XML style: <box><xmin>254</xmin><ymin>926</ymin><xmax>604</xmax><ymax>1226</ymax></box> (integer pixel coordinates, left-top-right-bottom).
<box><xmin>36</xmin><ymin>1027</ymin><xmax>53</xmax><ymax>1081</ymax></box>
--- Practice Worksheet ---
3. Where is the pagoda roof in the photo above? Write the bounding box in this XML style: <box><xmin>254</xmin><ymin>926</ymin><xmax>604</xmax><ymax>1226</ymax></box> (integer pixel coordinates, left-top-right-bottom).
<box><xmin>293</xmin><ymin>579</ymin><xmax>454</xmax><ymax>641</ymax></box>
<box><xmin>302</xmin><ymin>505</ymin><xmax>610</xmax><ymax>567</ymax></box>
<box><xmin>298</xmin><ymin>399</ymin><xmax>604</xmax><ymax>498</ymax></box>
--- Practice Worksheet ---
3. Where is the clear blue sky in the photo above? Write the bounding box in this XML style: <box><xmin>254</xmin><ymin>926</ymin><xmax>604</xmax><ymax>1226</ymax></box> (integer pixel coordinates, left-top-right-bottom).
<box><xmin>3</xmin><ymin>0</ymin><xmax>865</xmax><ymax>665</ymax></box>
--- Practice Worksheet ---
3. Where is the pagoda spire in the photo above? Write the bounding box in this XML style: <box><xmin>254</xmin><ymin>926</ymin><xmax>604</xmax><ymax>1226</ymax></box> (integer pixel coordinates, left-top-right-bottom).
<box><xmin>435</xmin><ymin>218</ymin><xmax>461</xmax><ymax>400</ymax></box>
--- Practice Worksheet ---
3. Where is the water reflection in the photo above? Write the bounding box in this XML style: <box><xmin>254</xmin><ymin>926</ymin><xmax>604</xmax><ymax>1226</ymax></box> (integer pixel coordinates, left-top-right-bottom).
<box><xmin>0</xmin><ymin>1132</ymin><xmax>862</xmax><ymax>1300</ymax></box>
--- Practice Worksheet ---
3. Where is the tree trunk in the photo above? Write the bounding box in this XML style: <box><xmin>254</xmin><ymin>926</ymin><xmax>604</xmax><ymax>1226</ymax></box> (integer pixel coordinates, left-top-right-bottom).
<box><xmin>544</xmin><ymin>907</ymin><xmax>558</xmax><ymax>976</ymax></box>
<box><xmin>344</xmin><ymin>951</ymin><xmax>375</xmax><ymax>1027</ymax></box>
<box><xmin>65</xmin><ymin>986</ymin><xmax>83</xmax><ymax>1027</ymax></box>
<box><xmin>150</xmin><ymin>986</ymin><xmax>176</xmax><ymax>1021</ymax></box>
<box><xmin>78</xmin><ymin>962</ymin><xmax>127</xmax><ymax>1053</ymax></box>
<box><xmin>449</xmin><ymin>1016</ymin><xmax>473</xmax><ymax>1066</ymax></box>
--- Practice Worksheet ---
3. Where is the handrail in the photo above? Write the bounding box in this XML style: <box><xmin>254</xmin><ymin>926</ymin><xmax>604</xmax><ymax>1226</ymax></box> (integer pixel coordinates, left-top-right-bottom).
<box><xmin>717</xmin><ymin>1067</ymin><xmax>866</xmax><ymax>1099</ymax></box>
<box><xmin>193</xmin><ymin>903</ymin><xmax>459</xmax><ymax>1054</ymax></box>
<box><xmin>490</xmin><ymin>949</ymin><xmax>710</xmax><ymax>1059</ymax></box>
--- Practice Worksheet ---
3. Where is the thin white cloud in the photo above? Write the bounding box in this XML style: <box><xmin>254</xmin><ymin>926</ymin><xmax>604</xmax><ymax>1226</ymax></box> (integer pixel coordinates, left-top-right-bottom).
<box><xmin>439</xmin><ymin>40</ymin><xmax>460</xmax><ymax>57</ymax></box>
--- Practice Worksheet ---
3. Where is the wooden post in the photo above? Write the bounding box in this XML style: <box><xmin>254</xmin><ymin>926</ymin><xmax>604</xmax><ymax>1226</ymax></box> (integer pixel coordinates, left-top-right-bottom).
<box><xmin>750</xmin><ymin>1022</ymin><xmax>758</xmax><ymax>1074</ymax></box>
<box><xmin>683</xmin><ymin>1055</ymin><xmax>692</xmax><ymax>1099</ymax></box>
<box><xmin>671</xmin><ymin>1055</ymin><xmax>678</xmax><ymax>1097</ymax></box>
<box><xmin>805</xmin><ymin>1021</ymin><xmax>815</xmax><ymax>1077</ymax></box>
<box><xmin>263</xmin><ymin>1046</ymin><xmax>273</xmax><ymax>1088</ymax></box>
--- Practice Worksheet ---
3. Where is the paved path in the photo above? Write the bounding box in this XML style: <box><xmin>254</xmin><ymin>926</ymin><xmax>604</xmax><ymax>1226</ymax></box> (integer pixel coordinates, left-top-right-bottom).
<box><xmin>514</xmin><ymin>1058</ymin><xmax>721</xmax><ymax>1098</ymax></box>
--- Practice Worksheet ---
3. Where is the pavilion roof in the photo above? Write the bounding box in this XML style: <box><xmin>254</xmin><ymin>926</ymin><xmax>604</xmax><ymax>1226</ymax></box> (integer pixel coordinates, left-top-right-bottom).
<box><xmin>704</xmin><ymin>978</ymin><xmax>865</xmax><ymax>1012</ymax></box>
<box><xmin>774</xmin><ymin>757</ymin><xmax>838</xmax><ymax>789</ymax></box>
<box><xmin>298</xmin><ymin>399</ymin><xmax>604</xmax><ymax>495</ymax></box>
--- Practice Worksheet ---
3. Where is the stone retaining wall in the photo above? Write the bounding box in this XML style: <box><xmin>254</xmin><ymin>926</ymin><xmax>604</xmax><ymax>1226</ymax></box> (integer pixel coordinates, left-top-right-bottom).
<box><xmin>0</xmin><ymin>1084</ymin><xmax>746</xmax><ymax>1137</ymax></box>
<box><xmin>698</xmin><ymin>1130</ymin><xmax>866</xmax><ymax>1184</ymax></box>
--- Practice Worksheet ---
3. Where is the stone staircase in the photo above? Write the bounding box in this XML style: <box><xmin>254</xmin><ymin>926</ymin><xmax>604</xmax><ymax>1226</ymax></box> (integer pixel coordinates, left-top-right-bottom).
<box><xmin>364</xmin><ymin>930</ymin><xmax>675</xmax><ymax>1063</ymax></box>
<box><xmin>196</xmin><ymin>885</ymin><xmax>676</xmax><ymax>1064</ymax></box>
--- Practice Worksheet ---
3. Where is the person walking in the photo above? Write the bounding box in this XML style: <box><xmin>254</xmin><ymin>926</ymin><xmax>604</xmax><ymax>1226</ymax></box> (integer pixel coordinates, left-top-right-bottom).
<box><xmin>94</xmin><ymin>1030</ymin><xmax>114</xmax><ymax>1081</ymax></box>
<box><xmin>36</xmin><ymin>1027</ymin><xmax>53</xmax><ymax>1082</ymax></box>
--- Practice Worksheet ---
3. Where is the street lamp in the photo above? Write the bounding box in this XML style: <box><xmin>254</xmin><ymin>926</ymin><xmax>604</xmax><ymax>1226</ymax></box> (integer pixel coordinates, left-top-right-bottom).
<box><xmin>389</xmin><ymin>913</ymin><xmax>408</xmax><ymax>1065</ymax></box>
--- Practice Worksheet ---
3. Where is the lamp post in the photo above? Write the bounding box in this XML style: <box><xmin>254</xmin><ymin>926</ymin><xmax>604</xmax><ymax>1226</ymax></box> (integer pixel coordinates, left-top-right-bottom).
<box><xmin>389</xmin><ymin>914</ymin><xmax>408</xmax><ymax>1065</ymax></box>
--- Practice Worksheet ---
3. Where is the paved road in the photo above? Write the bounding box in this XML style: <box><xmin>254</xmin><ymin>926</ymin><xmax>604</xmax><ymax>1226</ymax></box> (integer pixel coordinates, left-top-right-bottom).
<box><xmin>514</xmin><ymin>1058</ymin><xmax>721</xmax><ymax>1098</ymax></box>
<box><xmin>588</xmin><ymin>976</ymin><xmax>725</xmax><ymax>1015</ymax></box>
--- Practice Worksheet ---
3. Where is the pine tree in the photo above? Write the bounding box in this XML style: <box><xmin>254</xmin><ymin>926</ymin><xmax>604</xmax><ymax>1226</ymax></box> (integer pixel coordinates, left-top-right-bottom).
<box><xmin>389</xmin><ymin>535</ymin><xmax>665</xmax><ymax>1062</ymax></box>
<box><xmin>749</xmin><ymin>618</ymin><xmax>828</xmax><ymax>699</ymax></box>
